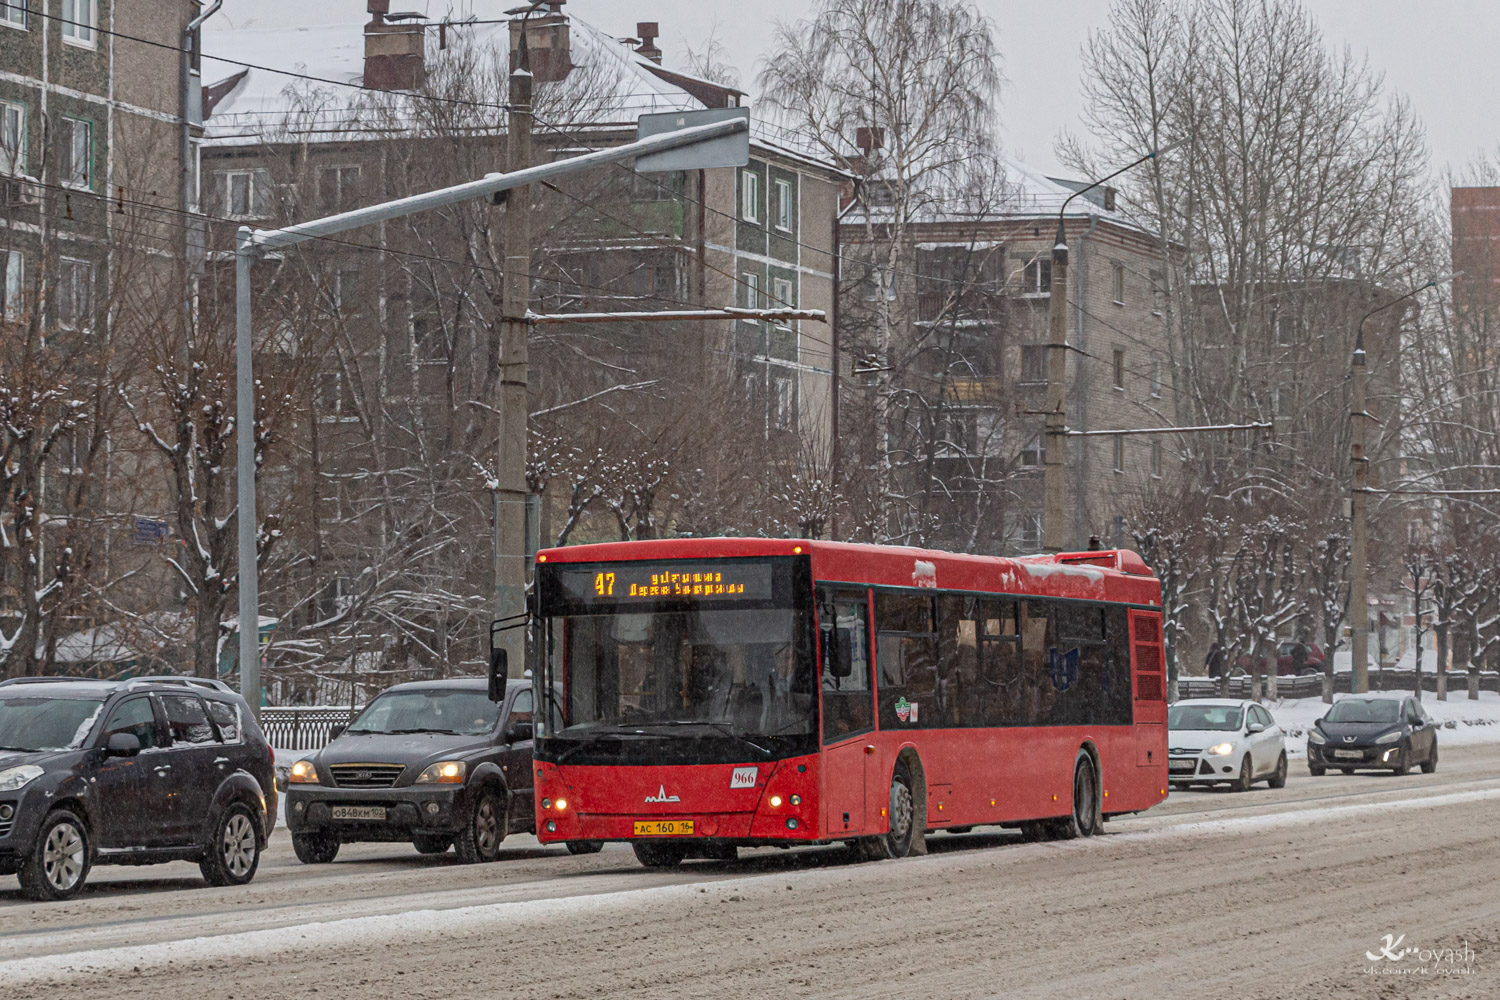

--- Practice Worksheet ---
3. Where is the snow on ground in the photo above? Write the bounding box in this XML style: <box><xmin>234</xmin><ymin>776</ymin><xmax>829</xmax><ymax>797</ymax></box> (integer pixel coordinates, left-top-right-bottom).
<box><xmin>1248</xmin><ymin>691</ymin><xmax>1500</xmax><ymax>758</ymax></box>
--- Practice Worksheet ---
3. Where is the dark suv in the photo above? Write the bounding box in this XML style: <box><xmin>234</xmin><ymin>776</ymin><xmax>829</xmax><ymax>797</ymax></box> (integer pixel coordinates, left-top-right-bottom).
<box><xmin>285</xmin><ymin>678</ymin><xmax>553</xmax><ymax>863</ymax></box>
<box><xmin>0</xmin><ymin>676</ymin><xmax>276</xmax><ymax>901</ymax></box>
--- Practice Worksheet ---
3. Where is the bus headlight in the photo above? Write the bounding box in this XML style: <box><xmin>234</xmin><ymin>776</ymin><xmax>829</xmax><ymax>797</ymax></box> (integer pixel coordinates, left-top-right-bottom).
<box><xmin>768</xmin><ymin>795</ymin><xmax>783</xmax><ymax>808</ymax></box>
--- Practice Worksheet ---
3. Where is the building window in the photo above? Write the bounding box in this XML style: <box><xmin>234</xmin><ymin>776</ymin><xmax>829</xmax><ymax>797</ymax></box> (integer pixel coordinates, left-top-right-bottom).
<box><xmin>61</xmin><ymin>0</ymin><xmax>94</xmax><ymax>46</ymax></box>
<box><xmin>0</xmin><ymin>1</ymin><xmax>27</xmax><ymax>29</ymax></box>
<box><xmin>1111</xmin><ymin>262</ymin><xmax>1125</xmax><ymax>304</ymax></box>
<box><xmin>1150</xmin><ymin>270</ymin><xmax>1166</xmax><ymax>317</ymax></box>
<box><xmin>1</xmin><ymin>102</ymin><xmax>24</xmax><ymax>173</ymax></box>
<box><xmin>1020</xmin><ymin>344</ymin><xmax>1047</xmax><ymax>383</ymax></box>
<box><xmin>1012</xmin><ymin>513</ymin><xmax>1042</xmax><ymax>552</ymax></box>
<box><xmin>2</xmin><ymin>250</ymin><xmax>23</xmax><ymax>322</ymax></box>
<box><xmin>1275</xmin><ymin>313</ymin><xmax>1297</xmax><ymax>346</ymax></box>
<box><xmin>1112</xmin><ymin>435</ymin><xmax>1124</xmax><ymax>473</ymax></box>
<box><xmin>1018</xmin><ymin>434</ymin><xmax>1042</xmax><ymax>468</ymax></box>
<box><xmin>1150</xmin><ymin>438</ymin><xmax>1162</xmax><ymax>478</ymax></box>
<box><xmin>57</xmin><ymin>256</ymin><xmax>93</xmax><ymax>331</ymax></box>
<box><xmin>740</xmin><ymin>168</ymin><xmax>760</xmax><ymax>224</ymax></box>
<box><xmin>627</xmin><ymin>168</ymin><xmax>684</xmax><ymax>202</ymax></box>
<box><xmin>1150</xmin><ymin>359</ymin><xmax>1162</xmax><ymax>398</ymax></box>
<box><xmin>219</xmin><ymin>168</ymin><xmax>271</xmax><ymax>219</ymax></box>
<box><xmin>60</xmin><ymin>117</ymin><xmax>91</xmax><ymax>189</ymax></box>
<box><xmin>318</xmin><ymin>165</ymin><xmax>361</xmax><ymax>213</ymax></box>
<box><xmin>1112</xmin><ymin>349</ymin><xmax>1125</xmax><ymax>390</ymax></box>
<box><xmin>1021</xmin><ymin>257</ymin><xmax>1051</xmax><ymax>295</ymax></box>
<box><xmin>772</xmin><ymin>376</ymin><xmax>795</xmax><ymax>430</ymax></box>
<box><xmin>742</xmin><ymin>271</ymin><xmax>760</xmax><ymax>319</ymax></box>
<box><xmin>772</xmin><ymin>276</ymin><xmax>794</xmax><ymax>324</ymax></box>
<box><xmin>774</xmin><ymin>177</ymin><xmax>793</xmax><ymax>231</ymax></box>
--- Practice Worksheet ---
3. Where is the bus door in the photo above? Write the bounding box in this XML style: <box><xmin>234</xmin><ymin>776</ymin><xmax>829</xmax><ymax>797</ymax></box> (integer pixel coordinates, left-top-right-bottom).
<box><xmin>818</xmin><ymin>587</ymin><xmax>876</xmax><ymax>836</ymax></box>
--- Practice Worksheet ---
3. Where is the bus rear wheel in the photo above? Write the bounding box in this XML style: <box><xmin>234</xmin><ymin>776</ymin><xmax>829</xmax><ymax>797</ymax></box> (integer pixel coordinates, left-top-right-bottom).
<box><xmin>1049</xmin><ymin>752</ymin><xmax>1100</xmax><ymax>840</ymax></box>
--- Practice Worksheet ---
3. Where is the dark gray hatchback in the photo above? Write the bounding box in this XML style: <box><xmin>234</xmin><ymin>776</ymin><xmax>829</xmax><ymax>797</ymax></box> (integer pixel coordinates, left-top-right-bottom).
<box><xmin>285</xmin><ymin>678</ymin><xmax>557</xmax><ymax>863</ymax></box>
<box><xmin>0</xmin><ymin>676</ymin><xmax>276</xmax><ymax>901</ymax></box>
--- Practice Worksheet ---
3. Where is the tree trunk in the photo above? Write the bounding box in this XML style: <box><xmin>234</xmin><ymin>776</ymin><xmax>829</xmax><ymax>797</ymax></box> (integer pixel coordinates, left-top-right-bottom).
<box><xmin>1435</xmin><ymin>622</ymin><xmax>1449</xmax><ymax>701</ymax></box>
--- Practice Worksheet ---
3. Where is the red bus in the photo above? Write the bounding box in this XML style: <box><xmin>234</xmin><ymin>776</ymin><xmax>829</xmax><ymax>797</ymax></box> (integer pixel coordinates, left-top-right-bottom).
<box><xmin>529</xmin><ymin>538</ymin><xmax>1167</xmax><ymax>865</ymax></box>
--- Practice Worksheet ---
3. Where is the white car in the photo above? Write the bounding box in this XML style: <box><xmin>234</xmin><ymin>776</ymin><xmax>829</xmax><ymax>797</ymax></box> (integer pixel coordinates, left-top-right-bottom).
<box><xmin>1167</xmin><ymin>699</ymin><xmax>1288</xmax><ymax>791</ymax></box>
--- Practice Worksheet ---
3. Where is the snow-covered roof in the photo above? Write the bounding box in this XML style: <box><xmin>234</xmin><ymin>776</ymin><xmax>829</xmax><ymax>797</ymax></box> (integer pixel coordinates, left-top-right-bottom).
<box><xmin>199</xmin><ymin>1</ymin><xmax>829</xmax><ymax>167</ymax></box>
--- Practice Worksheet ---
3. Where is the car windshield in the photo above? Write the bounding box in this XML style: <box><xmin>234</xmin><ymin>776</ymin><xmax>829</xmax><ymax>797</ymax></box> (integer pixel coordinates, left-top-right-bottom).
<box><xmin>0</xmin><ymin>695</ymin><xmax>107</xmax><ymax>751</ymax></box>
<box><xmin>346</xmin><ymin>689</ymin><xmax>500</xmax><ymax>736</ymax></box>
<box><xmin>1326</xmin><ymin>699</ymin><xmax>1402</xmax><ymax>724</ymax></box>
<box><xmin>1168</xmin><ymin>704</ymin><xmax>1244</xmax><ymax>731</ymax></box>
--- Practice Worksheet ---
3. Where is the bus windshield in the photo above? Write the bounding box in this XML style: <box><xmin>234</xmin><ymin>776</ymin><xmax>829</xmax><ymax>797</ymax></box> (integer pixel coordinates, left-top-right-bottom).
<box><xmin>549</xmin><ymin>608</ymin><xmax>815</xmax><ymax>738</ymax></box>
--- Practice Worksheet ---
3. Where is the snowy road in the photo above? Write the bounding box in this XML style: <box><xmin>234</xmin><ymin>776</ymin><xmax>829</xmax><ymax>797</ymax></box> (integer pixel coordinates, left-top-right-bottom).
<box><xmin>3</xmin><ymin>746</ymin><xmax>1497</xmax><ymax>999</ymax></box>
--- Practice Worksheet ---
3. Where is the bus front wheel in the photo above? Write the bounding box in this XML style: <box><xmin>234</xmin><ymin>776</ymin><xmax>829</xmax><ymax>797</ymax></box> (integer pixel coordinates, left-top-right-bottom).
<box><xmin>633</xmin><ymin>841</ymin><xmax>688</xmax><ymax>868</ymax></box>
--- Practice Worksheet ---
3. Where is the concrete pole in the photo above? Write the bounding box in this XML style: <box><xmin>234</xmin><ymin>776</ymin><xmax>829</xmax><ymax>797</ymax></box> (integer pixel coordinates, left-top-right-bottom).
<box><xmin>234</xmin><ymin>228</ymin><xmax>260</xmax><ymax>717</ymax></box>
<box><xmin>1349</xmin><ymin>341</ymin><xmax>1370</xmax><ymax>695</ymax></box>
<box><xmin>1042</xmin><ymin>223</ymin><xmax>1070</xmax><ymax>553</ymax></box>
<box><xmin>494</xmin><ymin>58</ymin><xmax>532</xmax><ymax>679</ymax></box>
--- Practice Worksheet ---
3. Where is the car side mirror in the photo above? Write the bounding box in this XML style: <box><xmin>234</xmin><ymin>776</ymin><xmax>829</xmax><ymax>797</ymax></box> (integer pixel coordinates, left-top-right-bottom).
<box><xmin>328</xmin><ymin>724</ymin><xmax>345</xmax><ymax>741</ymax></box>
<box><xmin>488</xmin><ymin>647</ymin><xmax>507</xmax><ymax>703</ymax></box>
<box><xmin>506</xmin><ymin>720</ymin><xmax>534</xmax><ymax>744</ymax></box>
<box><xmin>1247</xmin><ymin>721</ymin><xmax>1265</xmax><ymax>734</ymax></box>
<box><xmin>106</xmin><ymin>732</ymin><xmax>141</xmax><ymax>757</ymax></box>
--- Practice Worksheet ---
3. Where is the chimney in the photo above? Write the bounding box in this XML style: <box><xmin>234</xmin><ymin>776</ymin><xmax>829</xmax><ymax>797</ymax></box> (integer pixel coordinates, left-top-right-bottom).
<box><xmin>635</xmin><ymin>22</ymin><xmax>662</xmax><ymax>64</ymax></box>
<box><xmin>510</xmin><ymin>0</ymin><xmax>573</xmax><ymax>83</ymax></box>
<box><xmin>1103</xmin><ymin>186</ymin><xmax>1117</xmax><ymax>212</ymax></box>
<box><xmin>363</xmin><ymin>1</ymin><xmax>426</xmax><ymax>91</ymax></box>
<box><xmin>855</xmin><ymin>127</ymin><xmax>884</xmax><ymax>155</ymax></box>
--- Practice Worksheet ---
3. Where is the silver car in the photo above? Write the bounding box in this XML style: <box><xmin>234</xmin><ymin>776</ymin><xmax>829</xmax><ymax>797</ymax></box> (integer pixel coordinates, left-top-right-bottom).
<box><xmin>1167</xmin><ymin>699</ymin><xmax>1288</xmax><ymax>791</ymax></box>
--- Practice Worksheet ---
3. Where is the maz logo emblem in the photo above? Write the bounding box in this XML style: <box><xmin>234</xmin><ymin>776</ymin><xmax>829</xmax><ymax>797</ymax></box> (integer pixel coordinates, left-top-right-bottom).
<box><xmin>644</xmin><ymin>784</ymin><xmax>681</xmax><ymax>804</ymax></box>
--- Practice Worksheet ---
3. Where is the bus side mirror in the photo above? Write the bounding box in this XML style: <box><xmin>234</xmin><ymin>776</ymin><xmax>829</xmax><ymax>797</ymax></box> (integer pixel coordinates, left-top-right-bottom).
<box><xmin>488</xmin><ymin>648</ymin><xmax>507</xmax><ymax>703</ymax></box>
<box><xmin>820</xmin><ymin>626</ymin><xmax>854</xmax><ymax>679</ymax></box>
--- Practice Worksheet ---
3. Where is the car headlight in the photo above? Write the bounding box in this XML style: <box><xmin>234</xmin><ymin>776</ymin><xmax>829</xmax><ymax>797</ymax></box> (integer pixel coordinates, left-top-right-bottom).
<box><xmin>415</xmin><ymin>761</ymin><xmax>466</xmax><ymax>784</ymax></box>
<box><xmin>1207</xmin><ymin>743</ymin><xmax>1235</xmax><ymax>756</ymax></box>
<box><xmin>1308</xmin><ymin>730</ymin><xmax>1326</xmax><ymax>744</ymax></box>
<box><xmin>289</xmin><ymin>760</ymin><xmax>322</xmax><ymax>784</ymax></box>
<box><xmin>0</xmin><ymin>765</ymin><xmax>43</xmax><ymax>792</ymax></box>
<box><xmin>1375</xmin><ymin>731</ymin><xmax>1403</xmax><ymax>744</ymax></box>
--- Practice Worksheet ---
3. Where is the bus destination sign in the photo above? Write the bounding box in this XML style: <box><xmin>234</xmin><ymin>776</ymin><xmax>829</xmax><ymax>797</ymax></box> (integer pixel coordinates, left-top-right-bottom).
<box><xmin>558</xmin><ymin>563</ymin><xmax>774</xmax><ymax>604</ymax></box>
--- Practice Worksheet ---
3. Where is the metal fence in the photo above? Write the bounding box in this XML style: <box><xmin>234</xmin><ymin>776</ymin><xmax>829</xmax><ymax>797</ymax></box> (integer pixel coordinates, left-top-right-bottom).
<box><xmin>1178</xmin><ymin>670</ymin><xmax>1500</xmax><ymax>701</ymax></box>
<box><xmin>260</xmin><ymin>706</ymin><xmax>360</xmax><ymax>751</ymax></box>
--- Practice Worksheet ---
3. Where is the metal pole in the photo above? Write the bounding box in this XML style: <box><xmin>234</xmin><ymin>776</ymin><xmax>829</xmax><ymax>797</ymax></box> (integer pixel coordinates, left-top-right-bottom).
<box><xmin>494</xmin><ymin>52</ymin><xmax>533</xmax><ymax>680</ymax></box>
<box><xmin>1349</xmin><ymin>339</ymin><xmax>1370</xmax><ymax>695</ymax></box>
<box><xmin>1042</xmin><ymin>221</ymin><xmax>1069</xmax><ymax>552</ymax></box>
<box><xmin>235</xmin><ymin>228</ymin><xmax>260</xmax><ymax>717</ymax></box>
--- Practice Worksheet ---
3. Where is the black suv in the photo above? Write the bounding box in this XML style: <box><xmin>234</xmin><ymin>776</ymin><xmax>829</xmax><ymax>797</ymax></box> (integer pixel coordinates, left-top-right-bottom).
<box><xmin>286</xmin><ymin>678</ymin><xmax>552</xmax><ymax>863</ymax></box>
<box><xmin>0</xmin><ymin>676</ymin><xmax>276</xmax><ymax>901</ymax></box>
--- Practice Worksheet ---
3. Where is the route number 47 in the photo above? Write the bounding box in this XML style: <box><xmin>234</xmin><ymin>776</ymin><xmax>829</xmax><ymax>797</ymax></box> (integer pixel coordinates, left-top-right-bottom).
<box><xmin>594</xmin><ymin>572</ymin><xmax>615</xmax><ymax>597</ymax></box>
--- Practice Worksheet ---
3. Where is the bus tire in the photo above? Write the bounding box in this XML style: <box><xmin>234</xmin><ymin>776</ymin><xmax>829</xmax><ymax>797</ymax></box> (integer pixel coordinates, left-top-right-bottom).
<box><xmin>1050</xmin><ymin>751</ymin><xmax>1101</xmax><ymax>840</ymax></box>
<box><xmin>1019</xmin><ymin>822</ymin><xmax>1046</xmax><ymax>843</ymax></box>
<box><xmin>859</xmin><ymin>758</ymin><xmax>919</xmax><ymax>860</ymax></box>
<box><xmin>565</xmin><ymin>840</ymin><xmax>604</xmax><ymax>855</ymax></box>
<box><xmin>633</xmin><ymin>841</ymin><xmax>688</xmax><ymax>868</ymax></box>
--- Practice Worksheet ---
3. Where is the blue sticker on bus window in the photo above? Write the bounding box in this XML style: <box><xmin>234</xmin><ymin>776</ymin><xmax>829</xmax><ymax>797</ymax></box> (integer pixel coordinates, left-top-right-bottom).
<box><xmin>1048</xmin><ymin>647</ymin><xmax>1080</xmax><ymax>692</ymax></box>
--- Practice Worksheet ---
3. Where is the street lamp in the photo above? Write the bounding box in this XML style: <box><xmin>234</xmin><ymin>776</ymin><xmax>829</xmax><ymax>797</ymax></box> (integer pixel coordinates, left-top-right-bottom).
<box><xmin>1347</xmin><ymin>272</ymin><xmax>1460</xmax><ymax>697</ymax></box>
<box><xmin>1042</xmin><ymin>138</ymin><xmax>1187</xmax><ymax>552</ymax></box>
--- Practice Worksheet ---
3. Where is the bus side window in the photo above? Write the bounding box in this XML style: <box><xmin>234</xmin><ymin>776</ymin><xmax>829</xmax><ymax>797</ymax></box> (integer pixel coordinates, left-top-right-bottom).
<box><xmin>1105</xmin><ymin>607</ymin><xmax>1133</xmax><ymax>724</ymax></box>
<box><xmin>818</xmin><ymin>588</ymin><xmax>872</xmax><ymax>740</ymax></box>
<box><xmin>875</xmin><ymin>591</ymin><xmax>937</xmax><ymax>730</ymax></box>
<box><xmin>936</xmin><ymin>596</ymin><xmax>976</xmax><ymax>727</ymax></box>
<box><xmin>977</xmin><ymin>600</ymin><xmax>1021</xmax><ymax>726</ymax></box>
<box><xmin>1019</xmin><ymin>601</ymin><xmax>1057</xmax><ymax>726</ymax></box>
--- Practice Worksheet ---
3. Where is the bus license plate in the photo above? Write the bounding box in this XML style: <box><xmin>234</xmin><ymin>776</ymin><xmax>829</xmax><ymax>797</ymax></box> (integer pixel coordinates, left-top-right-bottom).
<box><xmin>331</xmin><ymin>806</ymin><xmax>387</xmax><ymax>821</ymax></box>
<box><xmin>633</xmin><ymin>820</ymin><xmax>694</xmax><ymax>837</ymax></box>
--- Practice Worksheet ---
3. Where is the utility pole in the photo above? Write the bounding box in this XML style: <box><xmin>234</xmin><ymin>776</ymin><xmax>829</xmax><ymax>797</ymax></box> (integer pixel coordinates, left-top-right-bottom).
<box><xmin>1348</xmin><ymin>273</ymin><xmax>1459</xmax><ymax>696</ymax></box>
<box><xmin>494</xmin><ymin>35</ymin><xmax>533</xmax><ymax>679</ymax></box>
<box><xmin>1042</xmin><ymin>224</ymin><xmax>1069</xmax><ymax>552</ymax></box>
<box><xmin>1041</xmin><ymin>140</ymin><xmax>1184</xmax><ymax>552</ymax></box>
<box><xmin>1349</xmin><ymin>336</ymin><xmax>1370</xmax><ymax>695</ymax></box>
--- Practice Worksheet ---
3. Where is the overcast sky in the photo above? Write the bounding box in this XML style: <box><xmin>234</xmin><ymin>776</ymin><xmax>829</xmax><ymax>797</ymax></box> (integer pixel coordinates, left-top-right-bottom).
<box><xmin>565</xmin><ymin>0</ymin><xmax>1498</xmax><ymax>184</ymax></box>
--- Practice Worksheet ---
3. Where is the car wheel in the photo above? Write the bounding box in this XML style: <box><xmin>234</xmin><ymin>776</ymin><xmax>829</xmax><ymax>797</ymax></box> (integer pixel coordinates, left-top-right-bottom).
<box><xmin>454</xmin><ymin>789</ymin><xmax>505</xmax><ymax>864</ymax></box>
<box><xmin>1233</xmin><ymin>755</ymin><xmax>1253</xmax><ymax>792</ymax></box>
<box><xmin>1421</xmin><ymin>742</ymin><xmax>1438</xmax><ymax>774</ymax></box>
<box><xmin>291</xmin><ymin>831</ymin><xmax>340</xmax><ymax>864</ymax></box>
<box><xmin>1308</xmin><ymin>762</ymin><xmax>1325</xmax><ymax>776</ymax></box>
<box><xmin>1268</xmin><ymin>752</ymin><xmax>1288</xmax><ymax>789</ymax></box>
<box><xmin>200</xmin><ymin>803</ymin><xmax>261</xmax><ymax>887</ymax></box>
<box><xmin>18</xmin><ymin>809</ymin><xmax>90</xmax><ymax>902</ymax></box>
<box><xmin>1391</xmin><ymin>745</ymin><xmax>1410</xmax><ymax>776</ymax></box>
<box><xmin>413</xmin><ymin>835</ymin><xmax>452</xmax><ymax>855</ymax></box>
<box><xmin>565</xmin><ymin>840</ymin><xmax>604</xmax><ymax>855</ymax></box>
<box><xmin>1338</xmin><ymin>767</ymin><xmax>1353</xmax><ymax>774</ymax></box>
<box><xmin>1050</xmin><ymin>751</ymin><xmax>1101</xmax><ymax>839</ymax></box>
<box><xmin>632</xmin><ymin>841</ymin><xmax>689</xmax><ymax>868</ymax></box>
